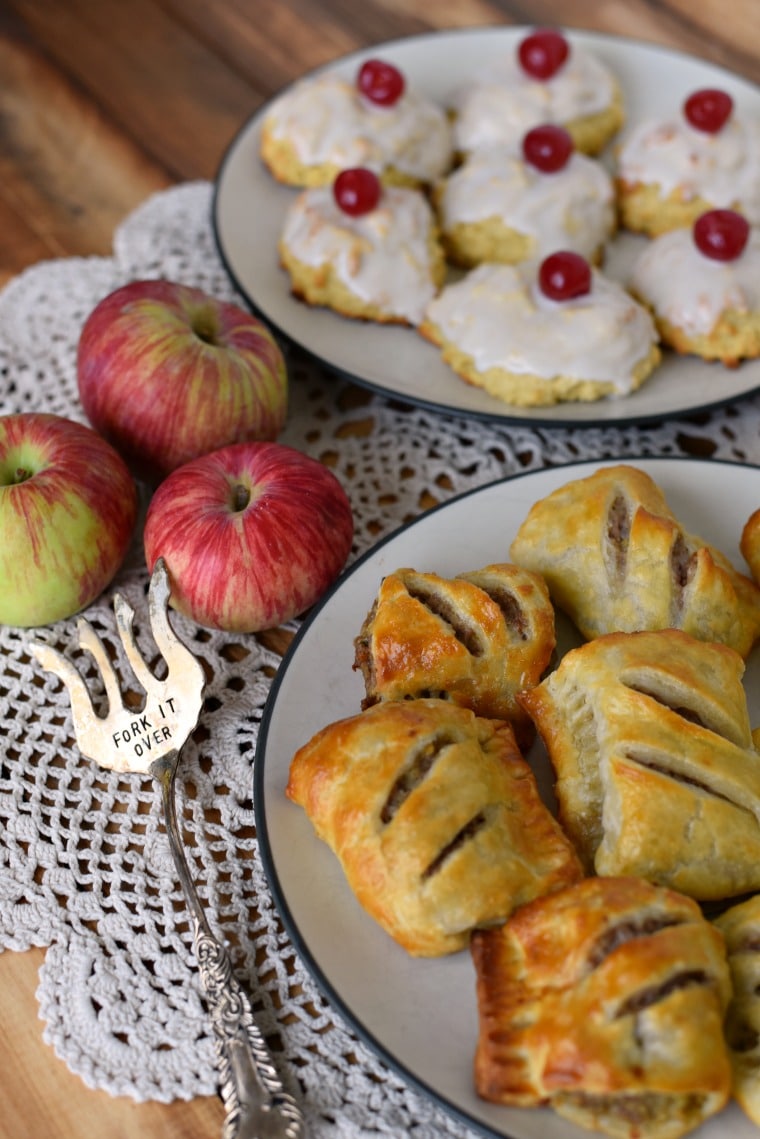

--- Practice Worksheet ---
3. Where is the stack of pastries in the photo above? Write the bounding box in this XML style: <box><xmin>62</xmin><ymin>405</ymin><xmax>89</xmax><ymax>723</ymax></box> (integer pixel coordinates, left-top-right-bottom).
<box><xmin>286</xmin><ymin>463</ymin><xmax>760</xmax><ymax>1139</ymax></box>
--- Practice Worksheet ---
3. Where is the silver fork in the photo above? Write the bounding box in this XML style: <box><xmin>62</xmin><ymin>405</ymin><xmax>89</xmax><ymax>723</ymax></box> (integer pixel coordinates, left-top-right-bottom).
<box><xmin>30</xmin><ymin>559</ymin><xmax>305</xmax><ymax>1139</ymax></box>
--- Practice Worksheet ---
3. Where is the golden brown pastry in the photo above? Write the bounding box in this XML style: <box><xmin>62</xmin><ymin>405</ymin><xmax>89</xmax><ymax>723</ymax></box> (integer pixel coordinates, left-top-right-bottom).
<box><xmin>286</xmin><ymin>698</ymin><xmax>582</xmax><ymax>956</ymax></box>
<box><xmin>472</xmin><ymin>876</ymin><xmax>732</xmax><ymax>1139</ymax></box>
<box><xmin>352</xmin><ymin>563</ymin><xmax>555</xmax><ymax>747</ymax></box>
<box><xmin>741</xmin><ymin>507</ymin><xmax>760</xmax><ymax>584</ymax></box>
<box><xmin>510</xmin><ymin>464</ymin><xmax>760</xmax><ymax>659</ymax></box>
<box><xmin>519</xmin><ymin>628</ymin><xmax>760</xmax><ymax>900</ymax></box>
<box><xmin>714</xmin><ymin>894</ymin><xmax>760</xmax><ymax>1126</ymax></box>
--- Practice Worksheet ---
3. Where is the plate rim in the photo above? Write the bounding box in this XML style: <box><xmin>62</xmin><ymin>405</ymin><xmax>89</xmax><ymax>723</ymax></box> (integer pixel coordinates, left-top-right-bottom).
<box><xmin>212</xmin><ymin>25</ymin><xmax>760</xmax><ymax>431</ymax></box>
<box><xmin>254</xmin><ymin>452</ymin><xmax>760</xmax><ymax>1139</ymax></box>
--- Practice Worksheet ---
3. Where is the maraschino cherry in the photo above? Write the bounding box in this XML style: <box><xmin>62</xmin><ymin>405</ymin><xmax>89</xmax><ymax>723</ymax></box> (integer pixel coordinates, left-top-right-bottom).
<box><xmin>683</xmin><ymin>88</ymin><xmax>734</xmax><ymax>133</ymax></box>
<box><xmin>357</xmin><ymin>58</ymin><xmax>405</xmax><ymax>106</ymax></box>
<box><xmin>518</xmin><ymin>28</ymin><xmax>570</xmax><ymax>80</ymax></box>
<box><xmin>522</xmin><ymin>124</ymin><xmax>574</xmax><ymax>173</ymax></box>
<box><xmin>538</xmin><ymin>251</ymin><xmax>592</xmax><ymax>300</ymax></box>
<box><xmin>333</xmin><ymin>168</ymin><xmax>382</xmax><ymax>216</ymax></box>
<box><xmin>693</xmin><ymin>209</ymin><xmax>749</xmax><ymax>261</ymax></box>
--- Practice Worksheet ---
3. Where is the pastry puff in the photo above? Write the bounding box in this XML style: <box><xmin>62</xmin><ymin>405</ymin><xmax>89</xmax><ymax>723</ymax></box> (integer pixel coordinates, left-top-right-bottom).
<box><xmin>286</xmin><ymin>699</ymin><xmax>582</xmax><ymax>957</ymax></box>
<box><xmin>471</xmin><ymin>876</ymin><xmax>732</xmax><ymax>1139</ymax></box>
<box><xmin>519</xmin><ymin>628</ymin><xmax>760</xmax><ymax>900</ymax></box>
<box><xmin>510</xmin><ymin>464</ymin><xmax>760</xmax><ymax>659</ymax></box>
<box><xmin>714</xmin><ymin>895</ymin><xmax>760</xmax><ymax>1127</ymax></box>
<box><xmin>353</xmin><ymin>563</ymin><xmax>555</xmax><ymax>747</ymax></box>
<box><xmin>741</xmin><ymin>507</ymin><xmax>760</xmax><ymax>585</ymax></box>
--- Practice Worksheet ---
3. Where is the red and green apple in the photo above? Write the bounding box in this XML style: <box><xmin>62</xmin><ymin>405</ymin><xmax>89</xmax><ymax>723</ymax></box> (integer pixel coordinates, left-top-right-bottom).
<box><xmin>77</xmin><ymin>279</ymin><xmax>288</xmax><ymax>482</ymax></box>
<box><xmin>143</xmin><ymin>440</ymin><xmax>354</xmax><ymax>633</ymax></box>
<box><xmin>0</xmin><ymin>412</ymin><xmax>137</xmax><ymax>627</ymax></box>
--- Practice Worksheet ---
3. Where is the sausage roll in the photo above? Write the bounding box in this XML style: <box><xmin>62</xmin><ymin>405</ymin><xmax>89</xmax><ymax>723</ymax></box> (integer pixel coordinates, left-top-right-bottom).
<box><xmin>518</xmin><ymin>628</ymin><xmax>760</xmax><ymax>899</ymax></box>
<box><xmin>741</xmin><ymin>507</ymin><xmax>760</xmax><ymax>585</ymax></box>
<box><xmin>510</xmin><ymin>464</ymin><xmax>760</xmax><ymax>659</ymax></box>
<box><xmin>472</xmin><ymin>876</ymin><xmax>732</xmax><ymax>1139</ymax></box>
<box><xmin>715</xmin><ymin>894</ymin><xmax>760</xmax><ymax>1126</ymax></box>
<box><xmin>353</xmin><ymin>563</ymin><xmax>555</xmax><ymax>747</ymax></box>
<box><xmin>286</xmin><ymin>698</ymin><xmax>582</xmax><ymax>956</ymax></box>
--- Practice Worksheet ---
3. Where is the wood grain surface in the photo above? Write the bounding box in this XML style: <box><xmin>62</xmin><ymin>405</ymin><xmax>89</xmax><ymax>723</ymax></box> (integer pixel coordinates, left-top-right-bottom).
<box><xmin>0</xmin><ymin>2</ymin><xmax>758</xmax><ymax>1137</ymax></box>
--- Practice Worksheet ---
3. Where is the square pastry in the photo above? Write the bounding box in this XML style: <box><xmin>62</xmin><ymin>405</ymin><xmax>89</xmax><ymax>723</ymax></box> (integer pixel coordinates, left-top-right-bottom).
<box><xmin>353</xmin><ymin>563</ymin><xmax>555</xmax><ymax>748</ymax></box>
<box><xmin>510</xmin><ymin>464</ymin><xmax>760</xmax><ymax>659</ymax></box>
<box><xmin>471</xmin><ymin>876</ymin><xmax>732</xmax><ymax>1139</ymax></box>
<box><xmin>715</xmin><ymin>894</ymin><xmax>760</xmax><ymax>1127</ymax></box>
<box><xmin>518</xmin><ymin>627</ymin><xmax>760</xmax><ymax>900</ymax></box>
<box><xmin>286</xmin><ymin>698</ymin><xmax>581</xmax><ymax>956</ymax></box>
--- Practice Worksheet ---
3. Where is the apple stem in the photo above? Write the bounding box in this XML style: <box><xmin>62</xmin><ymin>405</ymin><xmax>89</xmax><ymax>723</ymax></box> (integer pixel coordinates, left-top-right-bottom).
<box><xmin>232</xmin><ymin>483</ymin><xmax>250</xmax><ymax>512</ymax></box>
<box><xmin>192</xmin><ymin>309</ymin><xmax>219</xmax><ymax>346</ymax></box>
<box><xmin>13</xmin><ymin>466</ymin><xmax>32</xmax><ymax>484</ymax></box>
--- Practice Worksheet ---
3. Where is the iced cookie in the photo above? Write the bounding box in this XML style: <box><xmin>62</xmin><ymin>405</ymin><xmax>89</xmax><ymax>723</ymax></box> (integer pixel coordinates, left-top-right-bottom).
<box><xmin>261</xmin><ymin>58</ymin><xmax>453</xmax><ymax>188</ymax></box>
<box><xmin>616</xmin><ymin>87</ymin><xmax>760</xmax><ymax>236</ymax></box>
<box><xmin>450</xmin><ymin>27</ymin><xmax>625</xmax><ymax>158</ymax></box>
<box><xmin>434</xmin><ymin>124</ymin><xmax>616</xmax><ymax>268</ymax></box>
<box><xmin>279</xmin><ymin>167</ymin><xmax>446</xmax><ymax>326</ymax></box>
<box><xmin>630</xmin><ymin>209</ymin><xmax>760</xmax><ymax>365</ymax></box>
<box><xmin>419</xmin><ymin>252</ymin><xmax>660</xmax><ymax>407</ymax></box>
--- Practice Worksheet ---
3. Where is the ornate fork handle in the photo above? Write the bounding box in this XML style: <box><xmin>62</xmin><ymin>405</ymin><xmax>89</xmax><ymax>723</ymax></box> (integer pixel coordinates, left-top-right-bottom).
<box><xmin>155</xmin><ymin>753</ymin><xmax>305</xmax><ymax>1139</ymax></box>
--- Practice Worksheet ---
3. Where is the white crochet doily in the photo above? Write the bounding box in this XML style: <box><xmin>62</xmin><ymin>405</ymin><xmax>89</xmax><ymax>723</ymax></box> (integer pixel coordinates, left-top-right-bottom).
<box><xmin>2</xmin><ymin>181</ymin><xmax>760</xmax><ymax>1136</ymax></box>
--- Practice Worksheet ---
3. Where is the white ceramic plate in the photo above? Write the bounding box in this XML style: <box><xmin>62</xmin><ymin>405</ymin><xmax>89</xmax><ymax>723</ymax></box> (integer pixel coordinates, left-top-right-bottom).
<box><xmin>214</xmin><ymin>28</ymin><xmax>760</xmax><ymax>429</ymax></box>
<box><xmin>258</xmin><ymin>457</ymin><xmax>760</xmax><ymax>1139</ymax></box>
<box><xmin>256</xmin><ymin>456</ymin><xmax>760</xmax><ymax>1139</ymax></box>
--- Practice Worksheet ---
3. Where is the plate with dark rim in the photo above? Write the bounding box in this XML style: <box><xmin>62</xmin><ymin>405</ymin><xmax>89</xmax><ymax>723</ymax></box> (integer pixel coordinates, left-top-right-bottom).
<box><xmin>255</xmin><ymin>455</ymin><xmax>760</xmax><ymax>1139</ymax></box>
<box><xmin>213</xmin><ymin>27</ymin><xmax>760</xmax><ymax>430</ymax></box>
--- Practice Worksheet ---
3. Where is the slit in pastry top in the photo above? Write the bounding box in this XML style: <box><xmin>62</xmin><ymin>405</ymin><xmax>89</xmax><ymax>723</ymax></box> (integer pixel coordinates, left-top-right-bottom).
<box><xmin>604</xmin><ymin>492</ymin><xmax>630</xmax><ymax>582</ymax></box>
<box><xmin>422</xmin><ymin>808</ymin><xmax>488</xmax><ymax>880</ymax></box>
<box><xmin>587</xmin><ymin>912</ymin><xmax>684</xmax><ymax>969</ymax></box>
<box><xmin>380</xmin><ymin>729</ymin><xmax>457</xmax><ymax>824</ymax></box>
<box><xmin>404</xmin><ymin>580</ymin><xmax>486</xmax><ymax>656</ymax></box>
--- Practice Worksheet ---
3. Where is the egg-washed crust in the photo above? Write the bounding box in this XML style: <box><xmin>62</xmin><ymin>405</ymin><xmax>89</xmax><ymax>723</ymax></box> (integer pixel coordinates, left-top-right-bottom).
<box><xmin>352</xmin><ymin>563</ymin><xmax>556</xmax><ymax>748</ymax></box>
<box><xmin>509</xmin><ymin>463</ymin><xmax>760</xmax><ymax>656</ymax></box>
<box><xmin>741</xmin><ymin>508</ymin><xmax>760</xmax><ymax>584</ymax></box>
<box><xmin>518</xmin><ymin>628</ymin><xmax>760</xmax><ymax>900</ymax></box>
<box><xmin>471</xmin><ymin>875</ymin><xmax>732</xmax><ymax>1139</ymax></box>
<box><xmin>286</xmin><ymin>698</ymin><xmax>582</xmax><ymax>957</ymax></box>
<box><xmin>714</xmin><ymin>894</ymin><xmax>760</xmax><ymax>1127</ymax></box>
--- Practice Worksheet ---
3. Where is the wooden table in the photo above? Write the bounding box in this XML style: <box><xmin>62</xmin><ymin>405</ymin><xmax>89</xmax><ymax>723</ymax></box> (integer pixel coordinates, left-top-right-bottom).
<box><xmin>0</xmin><ymin>2</ymin><xmax>757</xmax><ymax>1136</ymax></box>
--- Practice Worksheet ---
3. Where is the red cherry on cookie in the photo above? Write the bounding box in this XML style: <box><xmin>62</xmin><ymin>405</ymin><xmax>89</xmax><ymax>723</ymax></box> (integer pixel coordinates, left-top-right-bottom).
<box><xmin>333</xmin><ymin>168</ymin><xmax>382</xmax><ymax>216</ymax></box>
<box><xmin>357</xmin><ymin>58</ymin><xmax>405</xmax><ymax>106</ymax></box>
<box><xmin>522</xmin><ymin>124</ymin><xmax>574</xmax><ymax>172</ymax></box>
<box><xmin>683</xmin><ymin>88</ymin><xmax>734</xmax><ymax>133</ymax></box>
<box><xmin>518</xmin><ymin>28</ymin><xmax>570</xmax><ymax>80</ymax></box>
<box><xmin>538</xmin><ymin>251</ymin><xmax>592</xmax><ymax>300</ymax></box>
<box><xmin>693</xmin><ymin>209</ymin><xmax>749</xmax><ymax>261</ymax></box>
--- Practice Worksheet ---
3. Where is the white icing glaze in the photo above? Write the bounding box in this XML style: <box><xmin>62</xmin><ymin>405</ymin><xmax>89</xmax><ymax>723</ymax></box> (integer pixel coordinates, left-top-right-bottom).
<box><xmin>437</xmin><ymin>146</ymin><xmax>615</xmax><ymax>261</ymax></box>
<box><xmin>630</xmin><ymin>227</ymin><xmax>760</xmax><ymax>336</ymax></box>
<box><xmin>280</xmin><ymin>184</ymin><xmax>439</xmax><ymax>324</ymax></box>
<box><xmin>264</xmin><ymin>71</ymin><xmax>452</xmax><ymax>182</ymax></box>
<box><xmin>449</xmin><ymin>46</ymin><xmax>618</xmax><ymax>154</ymax></box>
<box><xmin>424</xmin><ymin>262</ymin><xmax>657</xmax><ymax>393</ymax></box>
<box><xmin>617</xmin><ymin>114</ymin><xmax>760</xmax><ymax>223</ymax></box>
